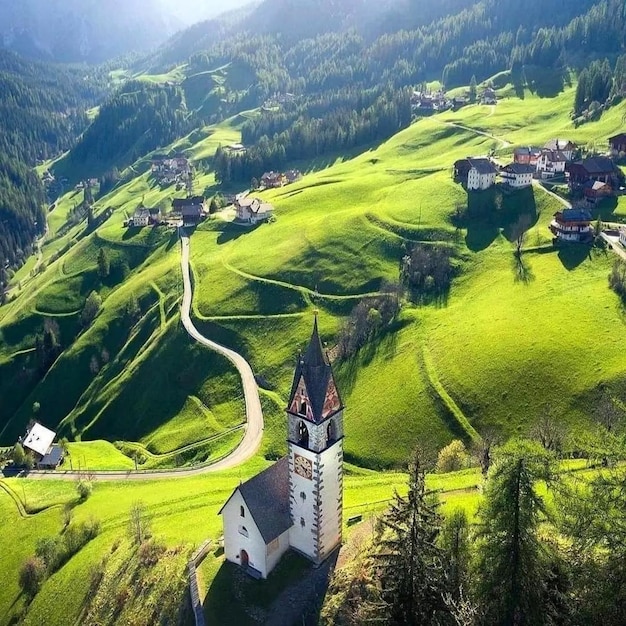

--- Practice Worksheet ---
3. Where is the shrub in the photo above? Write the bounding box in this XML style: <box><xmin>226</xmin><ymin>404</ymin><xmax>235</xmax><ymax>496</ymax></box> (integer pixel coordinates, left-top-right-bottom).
<box><xmin>35</xmin><ymin>537</ymin><xmax>64</xmax><ymax>573</ymax></box>
<box><xmin>609</xmin><ymin>259</ymin><xmax>626</xmax><ymax>302</ymax></box>
<box><xmin>436</xmin><ymin>440</ymin><xmax>468</xmax><ymax>473</ymax></box>
<box><xmin>19</xmin><ymin>556</ymin><xmax>46</xmax><ymax>598</ymax></box>
<box><xmin>76</xmin><ymin>480</ymin><xmax>92</xmax><ymax>501</ymax></box>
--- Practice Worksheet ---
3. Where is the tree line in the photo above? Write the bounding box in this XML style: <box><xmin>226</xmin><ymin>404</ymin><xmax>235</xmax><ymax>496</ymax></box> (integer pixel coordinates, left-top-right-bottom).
<box><xmin>214</xmin><ymin>88</ymin><xmax>412</xmax><ymax>184</ymax></box>
<box><xmin>322</xmin><ymin>400</ymin><xmax>626</xmax><ymax>625</ymax></box>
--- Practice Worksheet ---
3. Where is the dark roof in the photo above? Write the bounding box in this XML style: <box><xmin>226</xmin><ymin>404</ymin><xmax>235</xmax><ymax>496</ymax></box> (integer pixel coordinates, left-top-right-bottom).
<box><xmin>503</xmin><ymin>163</ymin><xmax>535</xmax><ymax>175</ymax></box>
<box><xmin>580</xmin><ymin>157</ymin><xmax>618</xmax><ymax>175</ymax></box>
<box><xmin>220</xmin><ymin>457</ymin><xmax>292</xmax><ymax>543</ymax></box>
<box><xmin>541</xmin><ymin>150</ymin><xmax>567</xmax><ymax>162</ymax></box>
<box><xmin>287</xmin><ymin>318</ymin><xmax>342</xmax><ymax>424</ymax></box>
<box><xmin>468</xmin><ymin>158</ymin><xmax>498</xmax><ymax>175</ymax></box>
<box><xmin>609</xmin><ymin>133</ymin><xmax>626</xmax><ymax>143</ymax></box>
<box><xmin>172</xmin><ymin>197</ymin><xmax>204</xmax><ymax>209</ymax></box>
<box><xmin>38</xmin><ymin>444</ymin><xmax>64</xmax><ymax>467</ymax></box>
<box><xmin>558</xmin><ymin>209</ymin><xmax>592</xmax><ymax>222</ymax></box>
<box><xmin>182</xmin><ymin>206</ymin><xmax>202</xmax><ymax>216</ymax></box>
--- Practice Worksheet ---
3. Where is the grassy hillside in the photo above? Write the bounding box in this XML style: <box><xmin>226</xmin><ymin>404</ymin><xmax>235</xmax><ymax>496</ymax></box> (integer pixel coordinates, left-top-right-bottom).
<box><xmin>4</xmin><ymin>80</ymin><xmax>626</xmax><ymax>472</ymax></box>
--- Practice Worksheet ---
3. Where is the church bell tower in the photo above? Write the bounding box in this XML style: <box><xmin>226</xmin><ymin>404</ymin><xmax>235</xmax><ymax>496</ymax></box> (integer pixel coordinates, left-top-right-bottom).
<box><xmin>286</xmin><ymin>316</ymin><xmax>344</xmax><ymax>564</ymax></box>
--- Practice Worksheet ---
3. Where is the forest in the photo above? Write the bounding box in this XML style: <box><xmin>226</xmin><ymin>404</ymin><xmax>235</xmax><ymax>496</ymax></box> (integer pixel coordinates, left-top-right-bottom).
<box><xmin>59</xmin><ymin>82</ymin><xmax>192</xmax><ymax>178</ymax></box>
<box><xmin>322</xmin><ymin>420</ymin><xmax>626</xmax><ymax>626</ymax></box>
<box><xmin>0</xmin><ymin>51</ymin><xmax>105</xmax><ymax>272</ymax></box>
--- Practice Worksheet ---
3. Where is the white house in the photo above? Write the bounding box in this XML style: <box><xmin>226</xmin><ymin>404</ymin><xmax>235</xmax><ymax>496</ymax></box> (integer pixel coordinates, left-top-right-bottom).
<box><xmin>467</xmin><ymin>158</ymin><xmax>498</xmax><ymax>190</ymax></box>
<box><xmin>219</xmin><ymin>318</ymin><xmax>344</xmax><ymax>579</ymax></box>
<box><xmin>234</xmin><ymin>195</ymin><xmax>275</xmax><ymax>225</ymax></box>
<box><xmin>544</xmin><ymin>139</ymin><xmax>577</xmax><ymax>162</ymax></box>
<box><xmin>501</xmin><ymin>163</ymin><xmax>535</xmax><ymax>188</ymax></box>
<box><xmin>536</xmin><ymin>150</ymin><xmax>567</xmax><ymax>179</ymax></box>
<box><xmin>129</xmin><ymin>208</ymin><xmax>150</xmax><ymax>227</ymax></box>
<box><xmin>21</xmin><ymin>422</ymin><xmax>64</xmax><ymax>469</ymax></box>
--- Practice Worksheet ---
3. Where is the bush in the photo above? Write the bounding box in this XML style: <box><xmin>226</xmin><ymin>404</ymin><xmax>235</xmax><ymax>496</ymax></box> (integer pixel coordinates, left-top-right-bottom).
<box><xmin>19</xmin><ymin>556</ymin><xmax>46</xmax><ymax>598</ymax></box>
<box><xmin>76</xmin><ymin>480</ymin><xmax>92</xmax><ymax>501</ymax></box>
<box><xmin>64</xmin><ymin>518</ymin><xmax>101</xmax><ymax>555</ymax></box>
<box><xmin>35</xmin><ymin>537</ymin><xmax>64</xmax><ymax>573</ymax></box>
<box><xmin>436</xmin><ymin>440</ymin><xmax>468</xmax><ymax>473</ymax></box>
<box><xmin>609</xmin><ymin>259</ymin><xmax>626</xmax><ymax>302</ymax></box>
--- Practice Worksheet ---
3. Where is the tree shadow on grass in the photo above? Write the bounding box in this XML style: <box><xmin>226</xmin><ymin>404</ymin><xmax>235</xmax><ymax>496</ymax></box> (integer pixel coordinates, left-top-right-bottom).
<box><xmin>557</xmin><ymin>244</ymin><xmax>592</xmax><ymax>270</ymax></box>
<box><xmin>511</xmin><ymin>254</ymin><xmax>535</xmax><ymax>284</ymax></box>
<box><xmin>216</xmin><ymin>222</ymin><xmax>258</xmax><ymax>245</ymax></box>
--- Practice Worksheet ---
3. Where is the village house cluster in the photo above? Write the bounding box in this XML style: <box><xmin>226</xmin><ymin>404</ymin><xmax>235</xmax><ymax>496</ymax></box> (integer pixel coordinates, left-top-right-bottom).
<box><xmin>454</xmin><ymin>135</ymin><xmax>626</xmax><ymax>245</ymax></box>
<box><xmin>127</xmin><ymin>196</ymin><xmax>209</xmax><ymax>229</ymax></box>
<box><xmin>151</xmin><ymin>155</ymin><xmax>191</xmax><ymax>186</ymax></box>
<box><xmin>412</xmin><ymin>86</ymin><xmax>495</xmax><ymax>115</ymax></box>
<box><xmin>259</xmin><ymin>170</ymin><xmax>302</xmax><ymax>189</ymax></box>
<box><xmin>455</xmin><ymin>136</ymin><xmax>625</xmax><ymax>199</ymax></box>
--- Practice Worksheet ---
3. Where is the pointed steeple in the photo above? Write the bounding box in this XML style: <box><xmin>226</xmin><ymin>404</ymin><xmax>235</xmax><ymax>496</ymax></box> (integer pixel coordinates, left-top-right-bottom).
<box><xmin>287</xmin><ymin>316</ymin><xmax>343</xmax><ymax>423</ymax></box>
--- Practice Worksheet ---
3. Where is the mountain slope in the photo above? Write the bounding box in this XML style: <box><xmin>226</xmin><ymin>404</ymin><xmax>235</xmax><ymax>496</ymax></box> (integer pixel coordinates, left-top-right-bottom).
<box><xmin>0</xmin><ymin>0</ymin><xmax>181</xmax><ymax>63</ymax></box>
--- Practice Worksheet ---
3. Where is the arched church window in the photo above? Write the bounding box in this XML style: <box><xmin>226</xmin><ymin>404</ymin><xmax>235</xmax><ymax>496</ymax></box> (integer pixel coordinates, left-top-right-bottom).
<box><xmin>300</xmin><ymin>517</ymin><xmax>306</xmax><ymax>528</ymax></box>
<box><xmin>240</xmin><ymin>506</ymin><xmax>245</xmax><ymax>518</ymax></box>
<box><xmin>300</xmin><ymin>491</ymin><xmax>306</xmax><ymax>501</ymax></box>
<box><xmin>299</xmin><ymin>400</ymin><xmax>307</xmax><ymax>416</ymax></box>
<box><xmin>298</xmin><ymin>421</ymin><xmax>309</xmax><ymax>448</ymax></box>
<box><xmin>239</xmin><ymin>526</ymin><xmax>249</xmax><ymax>537</ymax></box>
<box><xmin>327</xmin><ymin>420</ymin><xmax>335</xmax><ymax>445</ymax></box>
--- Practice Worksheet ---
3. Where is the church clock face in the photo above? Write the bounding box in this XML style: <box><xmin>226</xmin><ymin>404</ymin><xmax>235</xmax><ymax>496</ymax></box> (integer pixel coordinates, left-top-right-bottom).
<box><xmin>294</xmin><ymin>454</ymin><xmax>312</xmax><ymax>480</ymax></box>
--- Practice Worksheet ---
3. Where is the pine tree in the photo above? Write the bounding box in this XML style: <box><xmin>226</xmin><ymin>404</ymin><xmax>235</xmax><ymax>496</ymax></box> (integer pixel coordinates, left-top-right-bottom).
<box><xmin>475</xmin><ymin>439</ymin><xmax>558</xmax><ymax>626</ymax></box>
<box><xmin>469</xmin><ymin>75</ymin><xmax>478</xmax><ymax>103</ymax></box>
<box><xmin>374</xmin><ymin>448</ymin><xmax>451</xmax><ymax>625</ymax></box>
<box><xmin>97</xmin><ymin>248</ymin><xmax>110</xmax><ymax>280</ymax></box>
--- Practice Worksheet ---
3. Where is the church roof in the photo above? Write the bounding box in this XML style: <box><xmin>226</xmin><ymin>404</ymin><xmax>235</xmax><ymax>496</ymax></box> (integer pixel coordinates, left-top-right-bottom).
<box><xmin>219</xmin><ymin>457</ymin><xmax>292</xmax><ymax>544</ymax></box>
<box><xmin>288</xmin><ymin>318</ymin><xmax>342</xmax><ymax>424</ymax></box>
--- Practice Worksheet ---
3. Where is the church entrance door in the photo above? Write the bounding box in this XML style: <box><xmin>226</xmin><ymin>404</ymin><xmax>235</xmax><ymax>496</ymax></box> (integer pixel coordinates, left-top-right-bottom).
<box><xmin>240</xmin><ymin>549</ymin><xmax>249</xmax><ymax>568</ymax></box>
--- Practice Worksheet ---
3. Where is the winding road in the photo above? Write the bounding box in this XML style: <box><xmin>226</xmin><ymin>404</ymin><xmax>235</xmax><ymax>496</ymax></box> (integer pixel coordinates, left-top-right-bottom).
<box><xmin>5</xmin><ymin>233</ymin><xmax>264</xmax><ymax>481</ymax></box>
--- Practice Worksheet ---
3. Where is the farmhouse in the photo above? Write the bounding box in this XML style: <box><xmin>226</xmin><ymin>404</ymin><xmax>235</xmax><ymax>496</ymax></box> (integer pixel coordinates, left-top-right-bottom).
<box><xmin>549</xmin><ymin>209</ymin><xmax>593</xmax><ymax>243</ymax></box>
<box><xmin>173</xmin><ymin>197</ymin><xmax>207</xmax><ymax>226</ymax></box>
<box><xmin>583</xmin><ymin>180</ymin><xmax>613</xmax><ymax>203</ymax></box>
<box><xmin>21</xmin><ymin>422</ymin><xmax>64</xmax><ymax>469</ymax></box>
<box><xmin>481</xmin><ymin>87</ymin><xmax>497</xmax><ymax>105</ymax></box>
<box><xmin>454</xmin><ymin>157</ymin><xmax>498</xmax><ymax>190</ymax></box>
<box><xmin>609</xmin><ymin>133</ymin><xmax>626</xmax><ymax>155</ymax></box>
<box><xmin>501</xmin><ymin>163</ymin><xmax>534</xmax><ymax>188</ymax></box>
<box><xmin>219</xmin><ymin>319</ymin><xmax>344</xmax><ymax>579</ymax></box>
<box><xmin>544</xmin><ymin>139</ymin><xmax>576</xmax><ymax>161</ymax></box>
<box><xmin>567</xmin><ymin>157</ymin><xmax>623</xmax><ymax>187</ymax></box>
<box><xmin>261</xmin><ymin>171</ymin><xmax>286</xmax><ymax>188</ymax></box>
<box><xmin>285</xmin><ymin>169</ymin><xmax>302</xmax><ymax>184</ymax></box>
<box><xmin>234</xmin><ymin>195</ymin><xmax>274</xmax><ymax>224</ymax></box>
<box><xmin>514</xmin><ymin>147</ymin><xmax>542</xmax><ymax>167</ymax></box>
<box><xmin>129</xmin><ymin>208</ymin><xmax>150</xmax><ymax>227</ymax></box>
<box><xmin>536</xmin><ymin>150</ymin><xmax>567</xmax><ymax>179</ymax></box>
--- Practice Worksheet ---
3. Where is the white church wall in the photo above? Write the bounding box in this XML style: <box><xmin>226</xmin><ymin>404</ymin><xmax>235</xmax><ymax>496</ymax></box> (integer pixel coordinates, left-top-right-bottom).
<box><xmin>222</xmin><ymin>491</ymin><xmax>269</xmax><ymax>578</ymax></box>
<box><xmin>317</xmin><ymin>440</ymin><xmax>343</xmax><ymax>560</ymax></box>
<box><xmin>265</xmin><ymin>528</ymin><xmax>291</xmax><ymax>574</ymax></box>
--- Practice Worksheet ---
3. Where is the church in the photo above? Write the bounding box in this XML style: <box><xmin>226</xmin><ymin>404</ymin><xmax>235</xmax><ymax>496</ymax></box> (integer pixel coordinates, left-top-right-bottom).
<box><xmin>219</xmin><ymin>318</ymin><xmax>344</xmax><ymax>579</ymax></box>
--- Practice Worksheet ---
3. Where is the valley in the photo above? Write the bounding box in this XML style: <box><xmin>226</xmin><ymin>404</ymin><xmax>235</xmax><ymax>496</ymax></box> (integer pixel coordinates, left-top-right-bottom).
<box><xmin>1</xmin><ymin>0</ymin><xmax>626</xmax><ymax>623</ymax></box>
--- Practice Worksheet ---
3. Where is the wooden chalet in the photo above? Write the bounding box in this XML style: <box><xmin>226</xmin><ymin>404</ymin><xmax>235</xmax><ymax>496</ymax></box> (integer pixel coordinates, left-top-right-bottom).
<box><xmin>567</xmin><ymin>157</ymin><xmax>623</xmax><ymax>187</ymax></box>
<box><xmin>609</xmin><ymin>133</ymin><xmax>626</xmax><ymax>154</ymax></box>
<box><xmin>549</xmin><ymin>209</ymin><xmax>593</xmax><ymax>243</ymax></box>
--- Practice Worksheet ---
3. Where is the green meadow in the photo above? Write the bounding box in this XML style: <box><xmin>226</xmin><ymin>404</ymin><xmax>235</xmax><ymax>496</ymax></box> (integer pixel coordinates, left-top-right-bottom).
<box><xmin>1</xmin><ymin>73</ymin><xmax>626</xmax><ymax>622</ymax></box>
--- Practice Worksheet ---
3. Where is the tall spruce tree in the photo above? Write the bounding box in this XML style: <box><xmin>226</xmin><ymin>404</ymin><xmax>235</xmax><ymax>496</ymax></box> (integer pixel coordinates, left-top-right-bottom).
<box><xmin>374</xmin><ymin>448</ymin><xmax>451</xmax><ymax>625</ymax></box>
<box><xmin>475</xmin><ymin>439</ymin><xmax>557</xmax><ymax>626</ymax></box>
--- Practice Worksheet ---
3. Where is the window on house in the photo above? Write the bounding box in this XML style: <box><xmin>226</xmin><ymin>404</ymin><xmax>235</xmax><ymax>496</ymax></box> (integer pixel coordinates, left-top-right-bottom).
<box><xmin>300</xmin><ymin>491</ymin><xmax>306</xmax><ymax>501</ymax></box>
<box><xmin>239</xmin><ymin>526</ymin><xmax>249</xmax><ymax>538</ymax></box>
<box><xmin>300</xmin><ymin>517</ymin><xmax>306</xmax><ymax>528</ymax></box>
<box><xmin>240</xmin><ymin>506</ymin><xmax>245</xmax><ymax>518</ymax></box>
<box><xmin>299</xmin><ymin>401</ymin><xmax>307</xmax><ymax>415</ymax></box>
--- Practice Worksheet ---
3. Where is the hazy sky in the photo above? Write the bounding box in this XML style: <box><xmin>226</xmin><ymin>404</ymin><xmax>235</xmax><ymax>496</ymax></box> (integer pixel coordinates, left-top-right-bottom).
<box><xmin>160</xmin><ymin>0</ymin><xmax>253</xmax><ymax>24</ymax></box>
